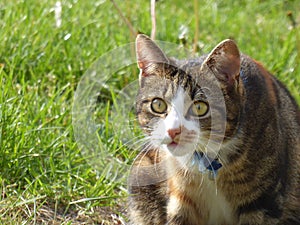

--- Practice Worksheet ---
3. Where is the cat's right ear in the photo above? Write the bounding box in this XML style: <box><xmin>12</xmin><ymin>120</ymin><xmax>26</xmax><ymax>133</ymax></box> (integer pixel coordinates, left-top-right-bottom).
<box><xmin>202</xmin><ymin>39</ymin><xmax>241</xmax><ymax>88</ymax></box>
<box><xmin>135</xmin><ymin>34</ymin><xmax>169</xmax><ymax>76</ymax></box>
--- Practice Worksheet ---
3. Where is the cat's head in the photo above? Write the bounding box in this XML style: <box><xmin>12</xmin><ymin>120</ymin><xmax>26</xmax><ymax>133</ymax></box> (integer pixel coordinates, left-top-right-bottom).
<box><xmin>135</xmin><ymin>34</ymin><xmax>243</xmax><ymax>162</ymax></box>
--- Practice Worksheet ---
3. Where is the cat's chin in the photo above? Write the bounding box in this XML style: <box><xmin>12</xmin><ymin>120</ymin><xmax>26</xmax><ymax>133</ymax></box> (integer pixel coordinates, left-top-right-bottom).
<box><xmin>163</xmin><ymin>142</ymin><xmax>195</xmax><ymax>157</ymax></box>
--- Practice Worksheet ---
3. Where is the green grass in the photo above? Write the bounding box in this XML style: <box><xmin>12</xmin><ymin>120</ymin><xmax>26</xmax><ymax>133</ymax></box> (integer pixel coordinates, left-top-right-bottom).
<box><xmin>0</xmin><ymin>0</ymin><xmax>299</xmax><ymax>224</ymax></box>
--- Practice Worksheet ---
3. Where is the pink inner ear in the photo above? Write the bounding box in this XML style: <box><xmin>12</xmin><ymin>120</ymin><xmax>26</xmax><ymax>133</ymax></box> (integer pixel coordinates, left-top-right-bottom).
<box><xmin>205</xmin><ymin>39</ymin><xmax>241</xmax><ymax>86</ymax></box>
<box><xmin>135</xmin><ymin>34</ymin><xmax>169</xmax><ymax>71</ymax></box>
<box><xmin>217</xmin><ymin>53</ymin><xmax>240</xmax><ymax>85</ymax></box>
<box><xmin>138</xmin><ymin>61</ymin><xmax>145</xmax><ymax>70</ymax></box>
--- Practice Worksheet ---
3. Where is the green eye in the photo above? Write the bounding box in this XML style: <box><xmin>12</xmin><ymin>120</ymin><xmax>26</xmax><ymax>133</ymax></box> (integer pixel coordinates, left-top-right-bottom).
<box><xmin>190</xmin><ymin>101</ymin><xmax>209</xmax><ymax>117</ymax></box>
<box><xmin>151</xmin><ymin>98</ymin><xmax>167</xmax><ymax>114</ymax></box>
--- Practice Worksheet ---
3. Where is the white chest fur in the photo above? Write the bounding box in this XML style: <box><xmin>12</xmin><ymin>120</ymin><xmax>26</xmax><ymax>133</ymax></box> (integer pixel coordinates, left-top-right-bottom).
<box><xmin>201</xmin><ymin>175</ymin><xmax>236</xmax><ymax>224</ymax></box>
<box><xmin>167</xmin><ymin>169</ymin><xmax>237</xmax><ymax>225</ymax></box>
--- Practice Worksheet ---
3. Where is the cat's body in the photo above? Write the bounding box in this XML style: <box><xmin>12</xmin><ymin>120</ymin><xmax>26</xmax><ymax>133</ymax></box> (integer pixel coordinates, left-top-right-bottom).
<box><xmin>128</xmin><ymin>34</ymin><xmax>300</xmax><ymax>225</ymax></box>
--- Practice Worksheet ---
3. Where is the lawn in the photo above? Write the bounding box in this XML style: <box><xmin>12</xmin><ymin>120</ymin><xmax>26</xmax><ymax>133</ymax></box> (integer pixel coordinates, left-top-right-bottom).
<box><xmin>0</xmin><ymin>0</ymin><xmax>299</xmax><ymax>224</ymax></box>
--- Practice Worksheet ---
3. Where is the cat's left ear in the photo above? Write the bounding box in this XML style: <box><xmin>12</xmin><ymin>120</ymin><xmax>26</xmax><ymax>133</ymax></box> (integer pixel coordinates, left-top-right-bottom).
<box><xmin>202</xmin><ymin>39</ymin><xmax>240</xmax><ymax>87</ymax></box>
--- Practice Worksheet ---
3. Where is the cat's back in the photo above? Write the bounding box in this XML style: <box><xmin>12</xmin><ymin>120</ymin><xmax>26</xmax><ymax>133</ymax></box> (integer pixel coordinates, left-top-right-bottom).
<box><xmin>239</xmin><ymin>54</ymin><xmax>300</xmax><ymax>220</ymax></box>
<box><xmin>239</xmin><ymin>54</ymin><xmax>299</xmax><ymax>132</ymax></box>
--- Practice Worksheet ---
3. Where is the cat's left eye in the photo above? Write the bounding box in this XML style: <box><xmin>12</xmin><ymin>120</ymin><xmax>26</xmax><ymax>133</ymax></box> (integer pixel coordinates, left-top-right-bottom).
<box><xmin>190</xmin><ymin>101</ymin><xmax>209</xmax><ymax>117</ymax></box>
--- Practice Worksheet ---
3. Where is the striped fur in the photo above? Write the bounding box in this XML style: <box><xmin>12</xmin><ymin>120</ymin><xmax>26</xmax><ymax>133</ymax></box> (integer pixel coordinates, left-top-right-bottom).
<box><xmin>128</xmin><ymin>34</ymin><xmax>300</xmax><ymax>225</ymax></box>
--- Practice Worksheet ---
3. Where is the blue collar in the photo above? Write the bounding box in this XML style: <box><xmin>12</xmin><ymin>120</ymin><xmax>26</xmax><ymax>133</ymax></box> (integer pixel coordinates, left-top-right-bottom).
<box><xmin>191</xmin><ymin>151</ymin><xmax>222</xmax><ymax>179</ymax></box>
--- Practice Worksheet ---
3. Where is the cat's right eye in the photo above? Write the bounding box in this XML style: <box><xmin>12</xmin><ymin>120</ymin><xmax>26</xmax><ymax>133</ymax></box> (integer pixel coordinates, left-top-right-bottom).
<box><xmin>189</xmin><ymin>101</ymin><xmax>209</xmax><ymax>117</ymax></box>
<box><xmin>151</xmin><ymin>98</ymin><xmax>167</xmax><ymax>114</ymax></box>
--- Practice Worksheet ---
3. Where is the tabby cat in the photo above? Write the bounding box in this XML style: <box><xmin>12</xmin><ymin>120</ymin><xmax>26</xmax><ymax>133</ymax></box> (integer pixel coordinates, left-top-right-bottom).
<box><xmin>128</xmin><ymin>34</ymin><xmax>300</xmax><ymax>225</ymax></box>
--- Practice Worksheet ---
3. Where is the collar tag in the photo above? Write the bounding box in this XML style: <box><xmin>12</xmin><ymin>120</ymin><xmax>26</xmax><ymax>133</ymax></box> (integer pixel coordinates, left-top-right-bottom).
<box><xmin>191</xmin><ymin>152</ymin><xmax>222</xmax><ymax>179</ymax></box>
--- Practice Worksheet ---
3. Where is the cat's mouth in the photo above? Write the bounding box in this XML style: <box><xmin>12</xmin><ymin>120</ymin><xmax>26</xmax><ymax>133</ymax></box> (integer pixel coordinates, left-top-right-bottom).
<box><xmin>164</xmin><ymin>140</ymin><xmax>192</xmax><ymax>156</ymax></box>
<box><xmin>167</xmin><ymin>141</ymin><xmax>178</xmax><ymax>147</ymax></box>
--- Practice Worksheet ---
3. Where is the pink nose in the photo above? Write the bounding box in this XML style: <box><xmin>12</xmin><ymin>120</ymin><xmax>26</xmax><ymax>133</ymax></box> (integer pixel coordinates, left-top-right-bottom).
<box><xmin>168</xmin><ymin>128</ymin><xmax>181</xmax><ymax>139</ymax></box>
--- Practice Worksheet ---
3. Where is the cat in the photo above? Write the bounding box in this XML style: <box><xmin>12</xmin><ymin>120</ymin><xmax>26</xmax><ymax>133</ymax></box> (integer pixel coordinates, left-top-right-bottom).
<box><xmin>127</xmin><ymin>34</ymin><xmax>300</xmax><ymax>225</ymax></box>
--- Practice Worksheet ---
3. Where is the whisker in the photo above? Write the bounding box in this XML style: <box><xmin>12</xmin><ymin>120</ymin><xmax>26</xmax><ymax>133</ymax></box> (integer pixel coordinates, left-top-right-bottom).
<box><xmin>124</xmin><ymin>136</ymin><xmax>150</xmax><ymax>148</ymax></box>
